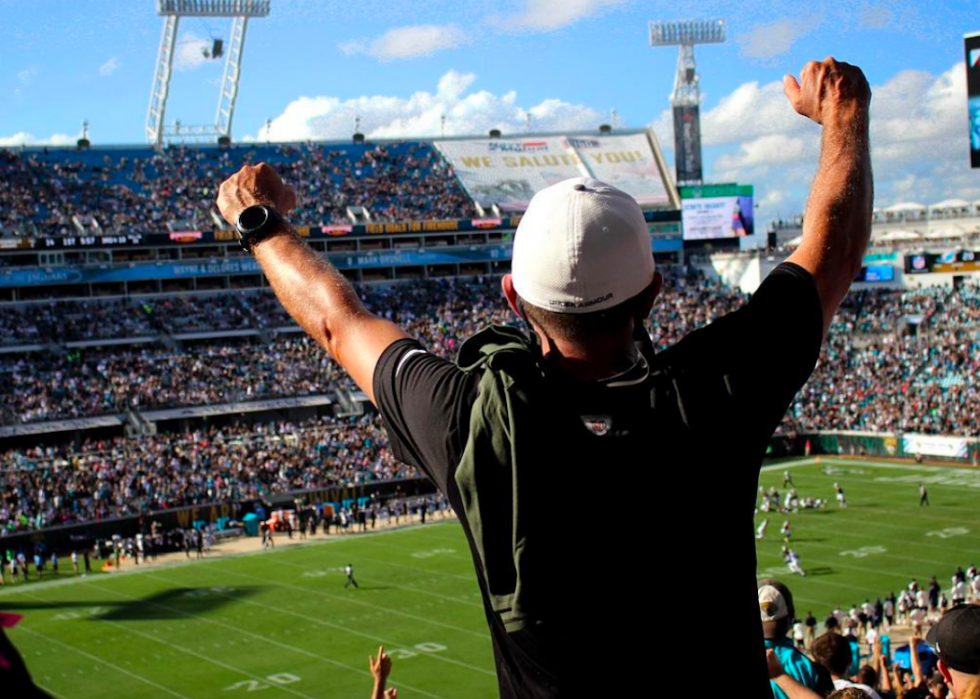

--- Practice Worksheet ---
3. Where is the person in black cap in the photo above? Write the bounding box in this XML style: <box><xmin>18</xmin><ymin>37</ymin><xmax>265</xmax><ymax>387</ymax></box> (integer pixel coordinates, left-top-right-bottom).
<box><xmin>928</xmin><ymin>604</ymin><xmax>980</xmax><ymax>699</ymax></box>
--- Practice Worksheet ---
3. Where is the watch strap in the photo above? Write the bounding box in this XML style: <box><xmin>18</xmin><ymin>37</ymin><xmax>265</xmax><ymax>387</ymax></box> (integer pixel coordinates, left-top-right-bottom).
<box><xmin>237</xmin><ymin>206</ymin><xmax>286</xmax><ymax>253</ymax></box>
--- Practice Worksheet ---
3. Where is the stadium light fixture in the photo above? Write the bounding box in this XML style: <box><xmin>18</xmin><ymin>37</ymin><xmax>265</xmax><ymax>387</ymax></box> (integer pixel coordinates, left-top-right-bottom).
<box><xmin>146</xmin><ymin>0</ymin><xmax>271</xmax><ymax>145</ymax></box>
<box><xmin>649</xmin><ymin>19</ymin><xmax>726</xmax><ymax>186</ymax></box>
<box><xmin>157</xmin><ymin>0</ymin><xmax>271</xmax><ymax>17</ymax></box>
<box><xmin>649</xmin><ymin>19</ymin><xmax>725</xmax><ymax>47</ymax></box>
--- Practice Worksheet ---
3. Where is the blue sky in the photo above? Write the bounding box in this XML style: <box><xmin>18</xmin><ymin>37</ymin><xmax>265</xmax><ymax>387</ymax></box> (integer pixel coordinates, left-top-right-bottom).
<box><xmin>2</xmin><ymin>0</ymin><xmax>979</xmax><ymax>223</ymax></box>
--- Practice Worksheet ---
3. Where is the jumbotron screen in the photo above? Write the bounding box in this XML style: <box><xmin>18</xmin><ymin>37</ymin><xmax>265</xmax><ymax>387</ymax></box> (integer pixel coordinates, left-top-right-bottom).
<box><xmin>966</xmin><ymin>32</ymin><xmax>980</xmax><ymax>168</ymax></box>
<box><xmin>679</xmin><ymin>184</ymin><xmax>754</xmax><ymax>241</ymax></box>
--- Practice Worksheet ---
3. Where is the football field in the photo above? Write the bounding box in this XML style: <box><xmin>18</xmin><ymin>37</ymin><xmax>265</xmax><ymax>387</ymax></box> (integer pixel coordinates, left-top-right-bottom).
<box><xmin>1</xmin><ymin>523</ymin><xmax>497</xmax><ymax>699</ymax></box>
<box><xmin>756</xmin><ymin>456</ymin><xmax>980</xmax><ymax>616</ymax></box>
<box><xmin>4</xmin><ymin>456</ymin><xmax>980</xmax><ymax>698</ymax></box>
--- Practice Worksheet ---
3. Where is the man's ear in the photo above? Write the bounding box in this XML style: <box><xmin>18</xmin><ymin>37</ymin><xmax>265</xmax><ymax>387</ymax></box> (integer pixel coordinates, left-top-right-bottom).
<box><xmin>502</xmin><ymin>274</ymin><xmax>520</xmax><ymax>316</ymax></box>
<box><xmin>938</xmin><ymin>659</ymin><xmax>953</xmax><ymax>685</ymax></box>
<box><xmin>638</xmin><ymin>272</ymin><xmax>664</xmax><ymax>317</ymax></box>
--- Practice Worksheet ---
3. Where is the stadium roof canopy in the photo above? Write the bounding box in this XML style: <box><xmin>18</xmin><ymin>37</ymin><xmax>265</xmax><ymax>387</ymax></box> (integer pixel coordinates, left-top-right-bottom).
<box><xmin>930</xmin><ymin>199</ymin><xmax>972</xmax><ymax>210</ymax></box>
<box><xmin>922</xmin><ymin>227</ymin><xmax>965</xmax><ymax>239</ymax></box>
<box><xmin>874</xmin><ymin>229</ymin><xmax>921</xmax><ymax>241</ymax></box>
<box><xmin>885</xmin><ymin>202</ymin><xmax>928</xmax><ymax>212</ymax></box>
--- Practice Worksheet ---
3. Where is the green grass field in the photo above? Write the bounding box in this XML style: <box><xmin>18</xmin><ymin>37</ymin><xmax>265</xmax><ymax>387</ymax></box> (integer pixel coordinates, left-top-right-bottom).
<box><xmin>756</xmin><ymin>456</ymin><xmax>980</xmax><ymax>617</ymax></box>
<box><xmin>4</xmin><ymin>455</ymin><xmax>980</xmax><ymax>698</ymax></box>
<box><xmin>1</xmin><ymin>523</ymin><xmax>496</xmax><ymax>699</ymax></box>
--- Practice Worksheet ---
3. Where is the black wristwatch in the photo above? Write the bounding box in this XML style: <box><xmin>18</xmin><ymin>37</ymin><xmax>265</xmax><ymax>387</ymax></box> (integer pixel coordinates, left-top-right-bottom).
<box><xmin>236</xmin><ymin>205</ymin><xmax>285</xmax><ymax>253</ymax></box>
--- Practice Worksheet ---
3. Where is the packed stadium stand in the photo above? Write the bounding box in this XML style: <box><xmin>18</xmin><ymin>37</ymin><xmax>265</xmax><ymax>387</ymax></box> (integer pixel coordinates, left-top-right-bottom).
<box><xmin>4</xmin><ymin>274</ymin><xmax>980</xmax><ymax>434</ymax></box>
<box><xmin>0</xmin><ymin>141</ymin><xmax>472</xmax><ymax>237</ymax></box>
<box><xmin>1</xmin><ymin>413</ymin><xmax>406</xmax><ymax>534</ymax></box>
<box><xmin>2</xmin><ymin>272</ymin><xmax>979</xmax><ymax>535</ymax></box>
<box><xmin>2</xmin><ymin>135</ymin><xmax>980</xmax><ymax>536</ymax></box>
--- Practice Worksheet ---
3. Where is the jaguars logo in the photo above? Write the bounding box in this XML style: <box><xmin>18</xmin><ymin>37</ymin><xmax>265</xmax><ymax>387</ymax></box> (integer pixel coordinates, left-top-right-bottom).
<box><xmin>581</xmin><ymin>416</ymin><xmax>612</xmax><ymax>436</ymax></box>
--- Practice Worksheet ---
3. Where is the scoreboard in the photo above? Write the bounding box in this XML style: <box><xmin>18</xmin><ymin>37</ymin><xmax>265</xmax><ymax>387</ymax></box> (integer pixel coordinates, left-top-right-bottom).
<box><xmin>966</xmin><ymin>32</ymin><xmax>980</xmax><ymax>168</ymax></box>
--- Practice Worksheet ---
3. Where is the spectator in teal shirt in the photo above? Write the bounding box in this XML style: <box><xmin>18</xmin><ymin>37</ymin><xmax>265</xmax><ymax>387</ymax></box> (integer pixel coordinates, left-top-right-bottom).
<box><xmin>760</xmin><ymin>579</ymin><xmax>835</xmax><ymax>699</ymax></box>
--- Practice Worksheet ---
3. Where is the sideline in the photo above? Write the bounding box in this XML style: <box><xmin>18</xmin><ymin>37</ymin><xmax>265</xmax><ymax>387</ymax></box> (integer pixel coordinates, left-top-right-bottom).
<box><xmin>0</xmin><ymin>516</ymin><xmax>460</xmax><ymax>598</ymax></box>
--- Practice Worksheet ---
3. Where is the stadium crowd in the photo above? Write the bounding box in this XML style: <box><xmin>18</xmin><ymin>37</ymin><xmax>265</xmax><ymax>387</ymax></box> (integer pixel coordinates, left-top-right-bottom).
<box><xmin>5</xmin><ymin>275</ymin><xmax>980</xmax><ymax>436</ymax></box>
<box><xmin>0</xmin><ymin>277</ymin><xmax>515</xmax><ymax>424</ymax></box>
<box><xmin>4</xmin><ymin>273</ymin><xmax>980</xmax><ymax>538</ymax></box>
<box><xmin>755</xmin><ymin>563</ymin><xmax>980</xmax><ymax>699</ymax></box>
<box><xmin>0</xmin><ymin>414</ymin><xmax>409</xmax><ymax>534</ymax></box>
<box><xmin>0</xmin><ymin>274</ymin><xmax>955</xmax><ymax>542</ymax></box>
<box><xmin>0</xmin><ymin>142</ymin><xmax>472</xmax><ymax>237</ymax></box>
<box><xmin>0</xmin><ymin>336</ymin><xmax>353</xmax><ymax>424</ymax></box>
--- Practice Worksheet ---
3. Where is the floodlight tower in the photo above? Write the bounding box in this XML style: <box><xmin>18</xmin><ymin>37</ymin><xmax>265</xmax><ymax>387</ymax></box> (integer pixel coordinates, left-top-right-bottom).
<box><xmin>649</xmin><ymin>19</ymin><xmax>726</xmax><ymax>186</ymax></box>
<box><xmin>147</xmin><ymin>0</ymin><xmax>271</xmax><ymax>146</ymax></box>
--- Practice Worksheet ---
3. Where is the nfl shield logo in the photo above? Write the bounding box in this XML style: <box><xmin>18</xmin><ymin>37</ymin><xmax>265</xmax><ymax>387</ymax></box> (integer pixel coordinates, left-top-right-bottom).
<box><xmin>582</xmin><ymin>416</ymin><xmax>612</xmax><ymax>436</ymax></box>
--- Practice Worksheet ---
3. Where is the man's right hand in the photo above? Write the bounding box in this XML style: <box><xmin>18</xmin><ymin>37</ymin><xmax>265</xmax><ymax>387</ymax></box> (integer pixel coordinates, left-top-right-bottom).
<box><xmin>369</xmin><ymin>645</ymin><xmax>392</xmax><ymax>682</ymax></box>
<box><xmin>767</xmin><ymin>649</ymin><xmax>786</xmax><ymax>679</ymax></box>
<box><xmin>217</xmin><ymin>163</ymin><xmax>297</xmax><ymax>227</ymax></box>
<box><xmin>783</xmin><ymin>57</ymin><xmax>871</xmax><ymax>127</ymax></box>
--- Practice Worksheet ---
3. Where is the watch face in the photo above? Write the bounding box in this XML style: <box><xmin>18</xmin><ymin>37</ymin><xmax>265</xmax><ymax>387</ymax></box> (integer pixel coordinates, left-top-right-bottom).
<box><xmin>240</xmin><ymin>205</ymin><xmax>269</xmax><ymax>231</ymax></box>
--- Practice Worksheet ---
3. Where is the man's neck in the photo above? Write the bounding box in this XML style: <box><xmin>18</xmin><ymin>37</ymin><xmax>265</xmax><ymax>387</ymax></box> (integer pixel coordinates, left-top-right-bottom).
<box><xmin>536</xmin><ymin>328</ymin><xmax>640</xmax><ymax>381</ymax></box>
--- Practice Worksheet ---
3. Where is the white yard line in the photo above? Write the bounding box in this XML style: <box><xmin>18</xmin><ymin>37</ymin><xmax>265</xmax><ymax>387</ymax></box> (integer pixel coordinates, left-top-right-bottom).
<box><xmin>36</xmin><ymin>683</ymin><xmax>67</xmax><ymax>699</ymax></box>
<box><xmin>196</xmin><ymin>563</ymin><xmax>491</xmax><ymax>641</ymax></box>
<box><xmin>274</xmin><ymin>550</ymin><xmax>483</xmax><ymax>608</ymax></box>
<box><xmin>0</xmin><ymin>522</ymin><xmax>460</xmax><ymax>599</ymax></box>
<box><xmin>16</xmin><ymin>589</ymin><xmax>322</xmax><ymax>699</ymax></box>
<box><xmin>13</xmin><ymin>625</ymin><xmax>194</xmax><ymax>699</ymax></box>
<box><xmin>757</xmin><ymin>546</ymin><xmax>951</xmax><ymax>588</ymax></box>
<box><xmin>761</xmin><ymin>458</ymin><xmax>823</xmax><ymax>472</ymax></box>
<box><xmin>325</xmin><ymin>549</ymin><xmax>477</xmax><ymax>582</ymax></box>
<box><xmin>84</xmin><ymin>581</ymin><xmax>455</xmax><ymax>699</ymax></box>
<box><xmin>145</xmin><ymin>573</ymin><xmax>495</xmax><ymax>679</ymax></box>
<box><xmin>762</xmin><ymin>515</ymin><xmax>976</xmax><ymax>554</ymax></box>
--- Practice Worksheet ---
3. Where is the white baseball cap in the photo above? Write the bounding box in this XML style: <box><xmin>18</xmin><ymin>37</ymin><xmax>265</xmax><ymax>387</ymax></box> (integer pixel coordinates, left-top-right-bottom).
<box><xmin>759</xmin><ymin>584</ymin><xmax>791</xmax><ymax>622</ymax></box>
<box><xmin>511</xmin><ymin>177</ymin><xmax>654</xmax><ymax>315</ymax></box>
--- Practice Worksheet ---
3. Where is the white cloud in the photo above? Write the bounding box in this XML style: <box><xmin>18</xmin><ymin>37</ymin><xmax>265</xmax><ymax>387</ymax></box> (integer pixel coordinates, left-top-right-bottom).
<box><xmin>338</xmin><ymin>40</ymin><xmax>367</xmax><ymax>56</ymax></box>
<box><xmin>737</xmin><ymin>17</ymin><xmax>818</xmax><ymax>60</ymax></box>
<box><xmin>648</xmin><ymin>109</ymin><xmax>673</xmax><ymax>152</ymax></box>
<box><xmin>248</xmin><ymin>70</ymin><xmax>603</xmax><ymax>142</ymax></box>
<box><xmin>0</xmin><ymin>132</ymin><xmax>78</xmax><ymax>147</ymax></box>
<box><xmin>16</xmin><ymin>66</ymin><xmax>38</xmax><ymax>85</ymax></box>
<box><xmin>98</xmin><ymin>57</ymin><xmax>119</xmax><ymax>76</ymax></box>
<box><xmin>174</xmin><ymin>32</ymin><xmax>213</xmax><ymax>71</ymax></box>
<box><xmin>695</xmin><ymin>62</ymin><xmax>975</xmax><ymax>219</ymax></box>
<box><xmin>714</xmin><ymin>134</ymin><xmax>808</xmax><ymax>170</ymax></box>
<box><xmin>500</xmin><ymin>0</ymin><xmax>626</xmax><ymax>31</ymax></box>
<box><xmin>701</xmin><ymin>80</ymin><xmax>807</xmax><ymax>146</ymax></box>
<box><xmin>858</xmin><ymin>3</ymin><xmax>894</xmax><ymax>29</ymax></box>
<box><xmin>760</xmin><ymin>188</ymin><xmax>786</xmax><ymax>208</ymax></box>
<box><xmin>340</xmin><ymin>24</ymin><xmax>469</xmax><ymax>61</ymax></box>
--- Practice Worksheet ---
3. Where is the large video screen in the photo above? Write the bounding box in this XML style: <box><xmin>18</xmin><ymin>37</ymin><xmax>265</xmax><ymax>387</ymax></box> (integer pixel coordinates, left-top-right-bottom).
<box><xmin>679</xmin><ymin>184</ymin><xmax>754</xmax><ymax>241</ymax></box>
<box><xmin>966</xmin><ymin>33</ymin><xmax>980</xmax><ymax>168</ymax></box>
<box><xmin>855</xmin><ymin>264</ymin><xmax>895</xmax><ymax>282</ymax></box>
<box><xmin>906</xmin><ymin>249</ymin><xmax>980</xmax><ymax>274</ymax></box>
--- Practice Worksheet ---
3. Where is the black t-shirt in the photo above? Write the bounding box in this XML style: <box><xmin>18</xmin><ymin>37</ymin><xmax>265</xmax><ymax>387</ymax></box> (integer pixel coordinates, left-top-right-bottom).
<box><xmin>374</xmin><ymin>263</ymin><xmax>823</xmax><ymax>699</ymax></box>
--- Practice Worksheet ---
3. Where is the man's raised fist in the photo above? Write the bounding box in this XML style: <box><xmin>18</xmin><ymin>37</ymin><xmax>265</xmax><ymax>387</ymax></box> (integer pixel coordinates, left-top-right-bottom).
<box><xmin>783</xmin><ymin>57</ymin><xmax>871</xmax><ymax>127</ymax></box>
<box><xmin>217</xmin><ymin>162</ymin><xmax>297</xmax><ymax>226</ymax></box>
